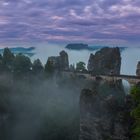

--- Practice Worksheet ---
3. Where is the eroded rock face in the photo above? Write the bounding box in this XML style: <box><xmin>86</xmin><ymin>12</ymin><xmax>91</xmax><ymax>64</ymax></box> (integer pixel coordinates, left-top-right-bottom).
<box><xmin>88</xmin><ymin>47</ymin><xmax>121</xmax><ymax>75</ymax></box>
<box><xmin>79</xmin><ymin>80</ymin><xmax>131</xmax><ymax>140</ymax></box>
<box><xmin>59</xmin><ymin>50</ymin><xmax>69</xmax><ymax>70</ymax></box>
<box><xmin>47</xmin><ymin>50</ymin><xmax>69</xmax><ymax>71</ymax></box>
<box><xmin>47</xmin><ymin>56</ymin><xmax>60</xmax><ymax>70</ymax></box>
<box><xmin>136</xmin><ymin>61</ymin><xmax>140</xmax><ymax>76</ymax></box>
<box><xmin>87</xmin><ymin>54</ymin><xmax>95</xmax><ymax>72</ymax></box>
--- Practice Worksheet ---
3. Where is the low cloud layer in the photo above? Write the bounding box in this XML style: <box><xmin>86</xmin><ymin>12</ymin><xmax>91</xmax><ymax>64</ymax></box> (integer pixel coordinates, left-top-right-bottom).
<box><xmin>0</xmin><ymin>0</ymin><xmax>140</xmax><ymax>45</ymax></box>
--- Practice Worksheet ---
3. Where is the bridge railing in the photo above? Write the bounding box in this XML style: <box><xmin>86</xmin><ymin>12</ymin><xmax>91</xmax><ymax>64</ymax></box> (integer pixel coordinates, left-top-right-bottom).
<box><xmin>62</xmin><ymin>70</ymin><xmax>140</xmax><ymax>79</ymax></box>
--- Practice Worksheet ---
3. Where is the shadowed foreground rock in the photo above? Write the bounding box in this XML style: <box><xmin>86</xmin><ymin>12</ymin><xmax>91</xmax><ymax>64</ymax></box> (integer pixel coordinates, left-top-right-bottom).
<box><xmin>79</xmin><ymin>80</ymin><xmax>132</xmax><ymax>140</ymax></box>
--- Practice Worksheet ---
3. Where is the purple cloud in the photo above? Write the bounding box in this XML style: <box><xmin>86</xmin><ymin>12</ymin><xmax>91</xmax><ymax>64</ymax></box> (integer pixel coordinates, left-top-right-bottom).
<box><xmin>0</xmin><ymin>0</ymin><xmax>140</xmax><ymax>46</ymax></box>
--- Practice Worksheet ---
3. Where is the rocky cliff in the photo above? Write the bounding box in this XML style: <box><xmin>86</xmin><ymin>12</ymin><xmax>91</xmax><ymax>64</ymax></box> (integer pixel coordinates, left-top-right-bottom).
<box><xmin>59</xmin><ymin>50</ymin><xmax>69</xmax><ymax>70</ymax></box>
<box><xmin>47</xmin><ymin>50</ymin><xmax>69</xmax><ymax>71</ymax></box>
<box><xmin>88</xmin><ymin>47</ymin><xmax>121</xmax><ymax>75</ymax></box>
<box><xmin>136</xmin><ymin>61</ymin><xmax>140</xmax><ymax>76</ymax></box>
<box><xmin>79</xmin><ymin>80</ymin><xmax>132</xmax><ymax>140</ymax></box>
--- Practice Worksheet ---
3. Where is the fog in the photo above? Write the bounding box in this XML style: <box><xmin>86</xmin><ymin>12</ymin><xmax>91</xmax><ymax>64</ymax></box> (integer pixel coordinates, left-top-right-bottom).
<box><xmin>121</xmin><ymin>47</ymin><xmax>140</xmax><ymax>75</ymax></box>
<box><xmin>31</xmin><ymin>43</ymin><xmax>140</xmax><ymax>75</ymax></box>
<box><xmin>1</xmin><ymin>42</ymin><xmax>140</xmax><ymax>75</ymax></box>
<box><xmin>31</xmin><ymin>44</ymin><xmax>139</xmax><ymax>95</ymax></box>
<box><xmin>31</xmin><ymin>43</ymin><xmax>96</xmax><ymax>68</ymax></box>
<box><xmin>0</xmin><ymin>73</ymin><xmax>91</xmax><ymax>140</ymax></box>
<box><xmin>0</xmin><ymin>43</ymin><xmax>138</xmax><ymax>140</ymax></box>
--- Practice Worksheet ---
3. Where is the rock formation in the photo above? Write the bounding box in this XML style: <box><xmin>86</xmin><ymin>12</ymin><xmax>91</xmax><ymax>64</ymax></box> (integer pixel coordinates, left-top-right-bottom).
<box><xmin>136</xmin><ymin>61</ymin><xmax>140</xmax><ymax>76</ymax></box>
<box><xmin>47</xmin><ymin>56</ymin><xmax>60</xmax><ymax>70</ymax></box>
<box><xmin>47</xmin><ymin>50</ymin><xmax>69</xmax><ymax>71</ymax></box>
<box><xmin>87</xmin><ymin>54</ymin><xmax>95</xmax><ymax>72</ymax></box>
<box><xmin>79</xmin><ymin>80</ymin><xmax>131</xmax><ymax>140</ymax></box>
<box><xmin>88</xmin><ymin>47</ymin><xmax>121</xmax><ymax>75</ymax></box>
<box><xmin>59</xmin><ymin>50</ymin><xmax>69</xmax><ymax>70</ymax></box>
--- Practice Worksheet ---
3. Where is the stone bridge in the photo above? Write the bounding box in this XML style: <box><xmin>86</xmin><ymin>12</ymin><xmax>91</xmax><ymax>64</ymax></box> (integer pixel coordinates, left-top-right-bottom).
<box><xmin>99</xmin><ymin>74</ymin><xmax>140</xmax><ymax>86</ymax></box>
<box><xmin>62</xmin><ymin>71</ymin><xmax>140</xmax><ymax>86</ymax></box>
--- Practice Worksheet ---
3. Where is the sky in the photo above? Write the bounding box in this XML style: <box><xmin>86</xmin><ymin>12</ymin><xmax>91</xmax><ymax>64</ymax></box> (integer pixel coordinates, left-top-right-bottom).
<box><xmin>0</xmin><ymin>0</ymin><xmax>140</xmax><ymax>46</ymax></box>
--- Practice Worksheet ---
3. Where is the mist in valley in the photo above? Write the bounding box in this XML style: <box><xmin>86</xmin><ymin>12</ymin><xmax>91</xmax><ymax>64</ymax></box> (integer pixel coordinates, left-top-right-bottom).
<box><xmin>0</xmin><ymin>71</ymin><xmax>92</xmax><ymax>140</ymax></box>
<box><xmin>1</xmin><ymin>42</ymin><xmax>140</xmax><ymax>75</ymax></box>
<box><xmin>30</xmin><ymin>43</ymin><xmax>140</xmax><ymax>75</ymax></box>
<box><xmin>0</xmin><ymin>44</ymin><xmax>139</xmax><ymax>140</ymax></box>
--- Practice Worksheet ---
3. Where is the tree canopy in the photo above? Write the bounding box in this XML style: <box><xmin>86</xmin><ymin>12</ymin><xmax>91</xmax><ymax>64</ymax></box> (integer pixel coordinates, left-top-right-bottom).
<box><xmin>76</xmin><ymin>61</ymin><xmax>86</xmax><ymax>72</ymax></box>
<box><xmin>13</xmin><ymin>54</ymin><xmax>32</xmax><ymax>75</ymax></box>
<box><xmin>45</xmin><ymin>60</ymin><xmax>55</xmax><ymax>76</ymax></box>
<box><xmin>2</xmin><ymin>48</ymin><xmax>15</xmax><ymax>71</ymax></box>
<box><xmin>32</xmin><ymin>59</ymin><xmax>44</xmax><ymax>74</ymax></box>
<box><xmin>131</xmin><ymin>85</ymin><xmax>140</xmax><ymax>140</ymax></box>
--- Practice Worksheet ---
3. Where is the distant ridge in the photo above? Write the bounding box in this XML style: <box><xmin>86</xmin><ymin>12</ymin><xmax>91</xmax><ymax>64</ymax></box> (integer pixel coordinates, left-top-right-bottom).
<box><xmin>65</xmin><ymin>43</ymin><xmax>126</xmax><ymax>52</ymax></box>
<box><xmin>65</xmin><ymin>43</ymin><xmax>93</xmax><ymax>51</ymax></box>
<box><xmin>0</xmin><ymin>47</ymin><xmax>35</xmax><ymax>57</ymax></box>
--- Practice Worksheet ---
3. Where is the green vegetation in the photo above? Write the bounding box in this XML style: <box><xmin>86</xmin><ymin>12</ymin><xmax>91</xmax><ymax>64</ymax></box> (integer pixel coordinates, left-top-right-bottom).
<box><xmin>76</xmin><ymin>61</ymin><xmax>86</xmax><ymax>72</ymax></box>
<box><xmin>0</xmin><ymin>54</ymin><xmax>4</xmax><ymax>71</ymax></box>
<box><xmin>0</xmin><ymin>48</ymin><xmax>82</xmax><ymax>140</ymax></box>
<box><xmin>131</xmin><ymin>86</ymin><xmax>140</xmax><ymax>104</ymax></box>
<box><xmin>131</xmin><ymin>85</ymin><xmax>140</xmax><ymax>140</ymax></box>
<box><xmin>32</xmin><ymin>59</ymin><xmax>44</xmax><ymax>74</ymax></box>
<box><xmin>0</xmin><ymin>48</ymin><xmax>54</xmax><ymax>78</ymax></box>
<box><xmin>0</xmin><ymin>48</ymin><xmax>89</xmax><ymax>78</ymax></box>
<box><xmin>45</xmin><ymin>60</ymin><xmax>55</xmax><ymax>77</ymax></box>
<box><xmin>13</xmin><ymin>54</ymin><xmax>32</xmax><ymax>75</ymax></box>
<box><xmin>2</xmin><ymin>48</ymin><xmax>15</xmax><ymax>71</ymax></box>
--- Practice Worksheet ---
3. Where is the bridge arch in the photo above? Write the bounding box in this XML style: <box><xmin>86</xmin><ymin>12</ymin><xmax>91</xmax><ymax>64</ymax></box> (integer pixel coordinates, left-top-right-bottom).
<box><xmin>99</xmin><ymin>75</ymin><xmax>140</xmax><ymax>88</ymax></box>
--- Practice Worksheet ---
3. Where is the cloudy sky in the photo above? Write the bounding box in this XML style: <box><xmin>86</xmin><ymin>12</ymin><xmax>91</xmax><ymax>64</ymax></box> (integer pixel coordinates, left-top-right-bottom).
<box><xmin>0</xmin><ymin>0</ymin><xmax>140</xmax><ymax>46</ymax></box>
